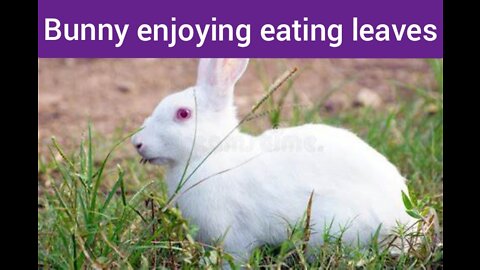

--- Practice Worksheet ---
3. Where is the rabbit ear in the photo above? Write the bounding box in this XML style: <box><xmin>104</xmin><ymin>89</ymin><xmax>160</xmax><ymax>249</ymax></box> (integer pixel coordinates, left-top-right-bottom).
<box><xmin>196</xmin><ymin>58</ymin><xmax>249</xmax><ymax>109</ymax></box>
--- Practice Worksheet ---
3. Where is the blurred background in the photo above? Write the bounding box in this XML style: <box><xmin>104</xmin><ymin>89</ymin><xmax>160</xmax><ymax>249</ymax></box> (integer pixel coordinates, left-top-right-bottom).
<box><xmin>38</xmin><ymin>59</ymin><xmax>436</xmax><ymax>153</ymax></box>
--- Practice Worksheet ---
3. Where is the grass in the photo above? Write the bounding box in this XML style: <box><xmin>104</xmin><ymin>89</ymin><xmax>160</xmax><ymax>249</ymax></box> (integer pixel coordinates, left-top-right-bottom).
<box><xmin>38</xmin><ymin>59</ymin><xmax>443</xmax><ymax>269</ymax></box>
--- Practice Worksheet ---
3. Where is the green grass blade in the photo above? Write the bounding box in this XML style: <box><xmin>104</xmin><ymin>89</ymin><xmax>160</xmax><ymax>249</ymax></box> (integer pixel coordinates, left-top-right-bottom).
<box><xmin>89</xmin><ymin>128</ymin><xmax>140</xmax><ymax>217</ymax></box>
<box><xmin>99</xmin><ymin>165</ymin><xmax>125</xmax><ymax>214</ymax></box>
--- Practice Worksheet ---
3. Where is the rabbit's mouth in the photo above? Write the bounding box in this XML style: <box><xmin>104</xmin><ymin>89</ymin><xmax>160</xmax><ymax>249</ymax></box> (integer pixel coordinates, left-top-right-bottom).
<box><xmin>139</xmin><ymin>157</ymin><xmax>168</xmax><ymax>165</ymax></box>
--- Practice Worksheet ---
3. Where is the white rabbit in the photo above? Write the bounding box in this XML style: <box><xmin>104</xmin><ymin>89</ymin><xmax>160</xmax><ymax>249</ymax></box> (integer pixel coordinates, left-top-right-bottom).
<box><xmin>131</xmin><ymin>58</ymin><xmax>414</xmax><ymax>264</ymax></box>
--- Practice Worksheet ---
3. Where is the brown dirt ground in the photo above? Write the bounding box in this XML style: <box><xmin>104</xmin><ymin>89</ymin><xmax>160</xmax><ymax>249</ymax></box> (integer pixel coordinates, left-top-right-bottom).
<box><xmin>38</xmin><ymin>59</ymin><xmax>435</xmax><ymax>154</ymax></box>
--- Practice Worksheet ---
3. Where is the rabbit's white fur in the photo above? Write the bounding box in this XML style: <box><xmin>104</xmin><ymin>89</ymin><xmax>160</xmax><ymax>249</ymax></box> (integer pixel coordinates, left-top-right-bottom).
<box><xmin>132</xmin><ymin>59</ymin><xmax>413</xmax><ymax>262</ymax></box>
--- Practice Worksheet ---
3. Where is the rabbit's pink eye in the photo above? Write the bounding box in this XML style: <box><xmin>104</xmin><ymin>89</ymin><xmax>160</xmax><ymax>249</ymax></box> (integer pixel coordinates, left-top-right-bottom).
<box><xmin>176</xmin><ymin>108</ymin><xmax>191</xmax><ymax>121</ymax></box>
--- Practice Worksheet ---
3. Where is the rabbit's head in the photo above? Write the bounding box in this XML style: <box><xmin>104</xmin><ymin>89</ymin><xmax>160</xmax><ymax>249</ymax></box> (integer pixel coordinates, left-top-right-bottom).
<box><xmin>132</xmin><ymin>58</ymin><xmax>249</xmax><ymax>166</ymax></box>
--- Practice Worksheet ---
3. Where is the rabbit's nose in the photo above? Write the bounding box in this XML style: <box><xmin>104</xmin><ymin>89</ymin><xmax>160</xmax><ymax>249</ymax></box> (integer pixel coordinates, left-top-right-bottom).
<box><xmin>134</xmin><ymin>142</ymin><xmax>143</xmax><ymax>150</ymax></box>
<box><xmin>132</xmin><ymin>135</ymin><xmax>143</xmax><ymax>151</ymax></box>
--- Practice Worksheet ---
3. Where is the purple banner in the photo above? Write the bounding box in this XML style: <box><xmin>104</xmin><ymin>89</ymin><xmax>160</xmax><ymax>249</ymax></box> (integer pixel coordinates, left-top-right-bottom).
<box><xmin>38</xmin><ymin>0</ymin><xmax>443</xmax><ymax>58</ymax></box>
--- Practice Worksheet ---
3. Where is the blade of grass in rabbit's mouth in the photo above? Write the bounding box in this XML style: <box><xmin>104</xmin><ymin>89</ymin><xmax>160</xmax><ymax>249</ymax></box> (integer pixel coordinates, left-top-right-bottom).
<box><xmin>139</xmin><ymin>157</ymin><xmax>168</xmax><ymax>165</ymax></box>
